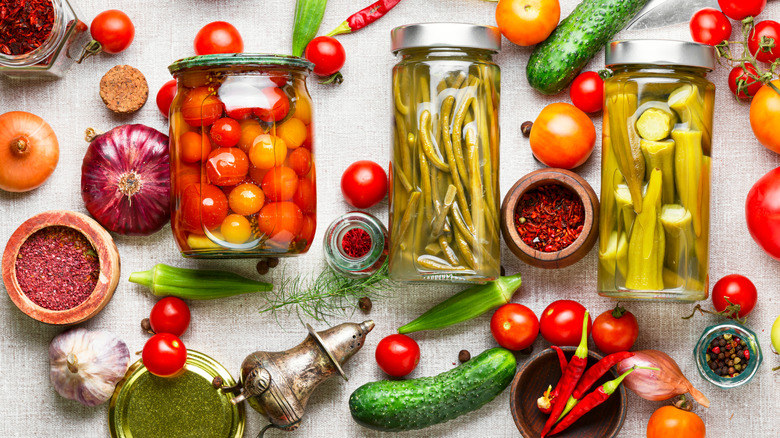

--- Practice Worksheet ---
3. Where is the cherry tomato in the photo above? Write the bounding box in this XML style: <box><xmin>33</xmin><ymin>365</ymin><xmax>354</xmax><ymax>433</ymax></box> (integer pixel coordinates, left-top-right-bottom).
<box><xmin>293</xmin><ymin>178</ymin><xmax>316</xmax><ymax>214</ymax></box>
<box><xmin>646</xmin><ymin>406</ymin><xmax>706</xmax><ymax>438</ymax></box>
<box><xmin>226</xmin><ymin>106</ymin><xmax>253</xmax><ymax>121</ymax></box>
<box><xmin>238</xmin><ymin>119</ymin><xmax>265</xmax><ymax>153</ymax></box>
<box><xmin>375</xmin><ymin>334</ymin><xmax>420</xmax><ymax>377</ymax></box>
<box><xmin>341</xmin><ymin>160</ymin><xmax>388</xmax><ymax>209</ymax></box>
<box><xmin>746</xmin><ymin>166</ymin><xmax>780</xmax><ymax>259</ymax></box>
<box><xmin>210</xmin><ymin>118</ymin><xmax>241</xmax><ymax>147</ymax></box>
<box><xmin>156</xmin><ymin>79</ymin><xmax>177</xmax><ymax>118</ymax></box>
<box><xmin>221</xmin><ymin>214</ymin><xmax>252</xmax><ymax>244</ymax></box>
<box><xmin>179</xmin><ymin>131</ymin><xmax>211</xmax><ymax>164</ymax></box>
<box><xmin>529</xmin><ymin>103</ymin><xmax>596</xmax><ymax>169</ymax></box>
<box><xmin>90</xmin><ymin>10</ymin><xmax>135</xmax><ymax>54</ymax></box>
<box><xmin>304</xmin><ymin>36</ymin><xmax>346</xmax><ymax>76</ymax></box>
<box><xmin>495</xmin><ymin>0</ymin><xmax>560</xmax><ymax>47</ymax></box>
<box><xmin>253</xmin><ymin>87</ymin><xmax>290</xmax><ymax>123</ymax></box>
<box><xmin>181</xmin><ymin>87</ymin><xmax>224</xmax><ymax>127</ymax></box>
<box><xmin>228</xmin><ymin>183</ymin><xmax>265</xmax><ymax>216</ymax></box>
<box><xmin>750</xmin><ymin>81</ymin><xmax>780</xmax><ymax>154</ymax></box>
<box><xmin>728</xmin><ymin>63</ymin><xmax>762</xmax><ymax>100</ymax></box>
<box><xmin>711</xmin><ymin>274</ymin><xmax>758</xmax><ymax>318</ymax></box>
<box><xmin>299</xmin><ymin>214</ymin><xmax>316</xmax><ymax>246</ymax></box>
<box><xmin>490</xmin><ymin>303</ymin><xmax>539</xmax><ymax>351</ymax></box>
<box><xmin>276</xmin><ymin>118</ymin><xmax>307</xmax><ymax>149</ymax></box>
<box><xmin>718</xmin><ymin>0</ymin><xmax>766</xmax><ymax>21</ymax></box>
<box><xmin>592</xmin><ymin>305</ymin><xmax>639</xmax><ymax>354</ymax></box>
<box><xmin>194</xmin><ymin>21</ymin><xmax>243</xmax><ymax>55</ymax></box>
<box><xmin>181</xmin><ymin>183</ymin><xmax>228</xmax><ymax>232</ymax></box>
<box><xmin>142</xmin><ymin>333</ymin><xmax>187</xmax><ymax>377</ymax></box>
<box><xmin>206</xmin><ymin>147</ymin><xmax>249</xmax><ymax>186</ymax></box>
<box><xmin>149</xmin><ymin>297</ymin><xmax>191</xmax><ymax>337</ymax></box>
<box><xmin>748</xmin><ymin>20</ymin><xmax>780</xmax><ymax>63</ymax></box>
<box><xmin>294</xmin><ymin>92</ymin><xmax>312</xmax><ymax>124</ymax></box>
<box><xmin>257</xmin><ymin>202</ymin><xmax>303</xmax><ymax>244</ymax></box>
<box><xmin>689</xmin><ymin>9</ymin><xmax>732</xmax><ymax>46</ymax></box>
<box><xmin>289</xmin><ymin>147</ymin><xmax>312</xmax><ymax>176</ymax></box>
<box><xmin>262</xmin><ymin>166</ymin><xmax>299</xmax><ymax>201</ymax></box>
<box><xmin>539</xmin><ymin>300</ymin><xmax>592</xmax><ymax>347</ymax></box>
<box><xmin>569</xmin><ymin>71</ymin><xmax>604</xmax><ymax>114</ymax></box>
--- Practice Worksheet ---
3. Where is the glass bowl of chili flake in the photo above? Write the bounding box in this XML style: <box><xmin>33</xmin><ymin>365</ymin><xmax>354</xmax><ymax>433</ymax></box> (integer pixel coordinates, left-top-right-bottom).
<box><xmin>500</xmin><ymin>169</ymin><xmax>599</xmax><ymax>269</ymax></box>
<box><xmin>694</xmin><ymin>322</ymin><xmax>763</xmax><ymax>389</ymax></box>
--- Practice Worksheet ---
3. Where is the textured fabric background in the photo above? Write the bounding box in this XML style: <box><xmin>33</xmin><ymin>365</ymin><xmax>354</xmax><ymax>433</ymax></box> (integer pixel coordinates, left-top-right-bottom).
<box><xmin>2</xmin><ymin>0</ymin><xmax>779</xmax><ymax>436</ymax></box>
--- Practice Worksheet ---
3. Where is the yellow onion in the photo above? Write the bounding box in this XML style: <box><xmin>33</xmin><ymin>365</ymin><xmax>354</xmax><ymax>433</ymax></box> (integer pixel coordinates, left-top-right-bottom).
<box><xmin>616</xmin><ymin>349</ymin><xmax>710</xmax><ymax>408</ymax></box>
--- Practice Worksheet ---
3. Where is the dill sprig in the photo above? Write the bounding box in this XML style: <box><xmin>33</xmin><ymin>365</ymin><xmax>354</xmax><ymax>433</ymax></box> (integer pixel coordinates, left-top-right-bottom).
<box><xmin>260</xmin><ymin>261</ymin><xmax>393</xmax><ymax>324</ymax></box>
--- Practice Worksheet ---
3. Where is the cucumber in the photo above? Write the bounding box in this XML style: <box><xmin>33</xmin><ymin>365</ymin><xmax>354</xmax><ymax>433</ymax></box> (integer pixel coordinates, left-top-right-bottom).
<box><xmin>526</xmin><ymin>0</ymin><xmax>648</xmax><ymax>95</ymax></box>
<box><xmin>348</xmin><ymin>348</ymin><xmax>516</xmax><ymax>431</ymax></box>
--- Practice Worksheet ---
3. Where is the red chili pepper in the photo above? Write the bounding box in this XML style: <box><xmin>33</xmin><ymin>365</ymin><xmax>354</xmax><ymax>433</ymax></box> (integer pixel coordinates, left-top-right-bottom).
<box><xmin>552</xmin><ymin>345</ymin><xmax>568</xmax><ymax>372</ymax></box>
<box><xmin>326</xmin><ymin>0</ymin><xmax>403</xmax><ymax>36</ymax></box>
<box><xmin>572</xmin><ymin>351</ymin><xmax>634</xmax><ymax>399</ymax></box>
<box><xmin>537</xmin><ymin>345</ymin><xmax>570</xmax><ymax>414</ymax></box>
<box><xmin>540</xmin><ymin>312</ymin><xmax>590</xmax><ymax>438</ymax></box>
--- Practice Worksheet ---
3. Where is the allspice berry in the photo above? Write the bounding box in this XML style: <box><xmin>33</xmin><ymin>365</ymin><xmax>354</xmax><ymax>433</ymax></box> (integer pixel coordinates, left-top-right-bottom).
<box><xmin>267</xmin><ymin>257</ymin><xmax>280</xmax><ymax>268</ymax></box>
<box><xmin>256</xmin><ymin>260</ymin><xmax>270</xmax><ymax>275</ymax></box>
<box><xmin>458</xmin><ymin>350</ymin><xmax>471</xmax><ymax>363</ymax></box>
<box><xmin>358</xmin><ymin>296</ymin><xmax>372</xmax><ymax>313</ymax></box>
<box><xmin>521</xmin><ymin>121</ymin><xmax>533</xmax><ymax>137</ymax></box>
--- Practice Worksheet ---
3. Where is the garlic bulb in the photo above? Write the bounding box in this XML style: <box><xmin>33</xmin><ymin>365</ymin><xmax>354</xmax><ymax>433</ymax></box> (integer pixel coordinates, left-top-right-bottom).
<box><xmin>49</xmin><ymin>328</ymin><xmax>131</xmax><ymax>406</ymax></box>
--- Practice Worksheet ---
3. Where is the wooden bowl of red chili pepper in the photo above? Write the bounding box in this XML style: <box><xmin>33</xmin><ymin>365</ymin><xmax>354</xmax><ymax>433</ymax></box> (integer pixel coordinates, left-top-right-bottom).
<box><xmin>500</xmin><ymin>169</ymin><xmax>599</xmax><ymax>269</ymax></box>
<box><xmin>2</xmin><ymin>210</ymin><xmax>120</xmax><ymax>325</ymax></box>
<box><xmin>510</xmin><ymin>346</ymin><xmax>627</xmax><ymax>438</ymax></box>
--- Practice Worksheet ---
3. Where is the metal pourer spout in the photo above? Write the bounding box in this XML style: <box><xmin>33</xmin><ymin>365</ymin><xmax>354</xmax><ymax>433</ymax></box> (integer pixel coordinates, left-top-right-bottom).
<box><xmin>229</xmin><ymin>367</ymin><xmax>271</xmax><ymax>405</ymax></box>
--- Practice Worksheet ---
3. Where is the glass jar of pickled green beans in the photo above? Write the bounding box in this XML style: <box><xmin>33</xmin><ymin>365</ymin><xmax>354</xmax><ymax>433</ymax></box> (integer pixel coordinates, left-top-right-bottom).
<box><xmin>388</xmin><ymin>23</ymin><xmax>501</xmax><ymax>283</ymax></box>
<box><xmin>598</xmin><ymin>40</ymin><xmax>715</xmax><ymax>302</ymax></box>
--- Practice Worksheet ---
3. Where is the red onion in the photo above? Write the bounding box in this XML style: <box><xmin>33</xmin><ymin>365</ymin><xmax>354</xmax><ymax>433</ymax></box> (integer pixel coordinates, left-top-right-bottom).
<box><xmin>616</xmin><ymin>349</ymin><xmax>710</xmax><ymax>408</ymax></box>
<box><xmin>81</xmin><ymin>125</ymin><xmax>170</xmax><ymax>236</ymax></box>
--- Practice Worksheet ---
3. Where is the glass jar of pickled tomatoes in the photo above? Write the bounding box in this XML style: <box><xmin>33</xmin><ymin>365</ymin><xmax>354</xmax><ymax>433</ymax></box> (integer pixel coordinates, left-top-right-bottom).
<box><xmin>167</xmin><ymin>55</ymin><xmax>316</xmax><ymax>258</ymax></box>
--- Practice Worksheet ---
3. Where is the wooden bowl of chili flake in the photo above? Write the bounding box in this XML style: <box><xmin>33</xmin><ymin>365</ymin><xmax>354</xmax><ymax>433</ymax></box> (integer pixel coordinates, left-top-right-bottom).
<box><xmin>501</xmin><ymin>169</ymin><xmax>599</xmax><ymax>269</ymax></box>
<box><xmin>2</xmin><ymin>210</ymin><xmax>120</xmax><ymax>325</ymax></box>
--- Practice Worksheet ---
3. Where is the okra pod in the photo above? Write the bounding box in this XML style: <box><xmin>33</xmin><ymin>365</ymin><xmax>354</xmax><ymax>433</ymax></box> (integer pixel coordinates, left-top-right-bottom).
<box><xmin>626</xmin><ymin>168</ymin><xmax>664</xmax><ymax>290</ymax></box>
<box><xmin>606</xmin><ymin>81</ymin><xmax>645</xmax><ymax>212</ymax></box>
<box><xmin>129</xmin><ymin>264</ymin><xmax>273</xmax><ymax>300</ymax></box>
<box><xmin>660</xmin><ymin>204</ymin><xmax>693</xmax><ymax>273</ymax></box>
<box><xmin>672</xmin><ymin>129</ymin><xmax>703</xmax><ymax>236</ymax></box>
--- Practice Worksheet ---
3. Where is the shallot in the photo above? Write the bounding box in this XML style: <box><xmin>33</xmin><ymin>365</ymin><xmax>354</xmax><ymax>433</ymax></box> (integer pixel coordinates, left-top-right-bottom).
<box><xmin>616</xmin><ymin>349</ymin><xmax>710</xmax><ymax>407</ymax></box>
<box><xmin>81</xmin><ymin>125</ymin><xmax>170</xmax><ymax>236</ymax></box>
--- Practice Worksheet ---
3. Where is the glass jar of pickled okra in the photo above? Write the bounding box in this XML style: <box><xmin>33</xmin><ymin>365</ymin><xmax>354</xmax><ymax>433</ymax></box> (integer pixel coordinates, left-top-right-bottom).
<box><xmin>168</xmin><ymin>55</ymin><xmax>316</xmax><ymax>258</ymax></box>
<box><xmin>388</xmin><ymin>23</ymin><xmax>501</xmax><ymax>283</ymax></box>
<box><xmin>598</xmin><ymin>40</ymin><xmax>715</xmax><ymax>302</ymax></box>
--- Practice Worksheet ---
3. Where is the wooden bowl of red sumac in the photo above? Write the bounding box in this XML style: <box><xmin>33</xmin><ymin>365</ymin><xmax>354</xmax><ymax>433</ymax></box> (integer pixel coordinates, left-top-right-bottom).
<box><xmin>510</xmin><ymin>346</ymin><xmax>627</xmax><ymax>438</ymax></box>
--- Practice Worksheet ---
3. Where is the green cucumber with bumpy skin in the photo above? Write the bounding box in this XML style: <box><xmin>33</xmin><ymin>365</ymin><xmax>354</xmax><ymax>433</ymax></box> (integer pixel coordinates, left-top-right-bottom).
<box><xmin>526</xmin><ymin>0</ymin><xmax>648</xmax><ymax>95</ymax></box>
<box><xmin>349</xmin><ymin>348</ymin><xmax>516</xmax><ymax>431</ymax></box>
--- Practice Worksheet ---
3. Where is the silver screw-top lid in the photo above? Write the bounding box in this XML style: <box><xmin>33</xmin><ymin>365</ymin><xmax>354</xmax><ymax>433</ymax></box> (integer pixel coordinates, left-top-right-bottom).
<box><xmin>605</xmin><ymin>40</ymin><xmax>716</xmax><ymax>70</ymax></box>
<box><xmin>391</xmin><ymin>23</ymin><xmax>501</xmax><ymax>53</ymax></box>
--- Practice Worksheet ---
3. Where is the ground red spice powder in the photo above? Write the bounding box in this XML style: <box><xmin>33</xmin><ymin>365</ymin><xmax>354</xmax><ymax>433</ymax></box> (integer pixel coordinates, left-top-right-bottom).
<box><xmin>15</xmin><ymin>226</ymin><xmax>100</xmax><ymax>311</ymax></box>
<box><xmin>341</xmin><ymin>227</ymin><xmax>372</xmax><ymax>258</ymax></box>
<box><xmin>0</xmin><ymin>0</ymin><xmax>55</xmax><ymax>56</ymax></box>
<box><xmin>514</xmin><ymin>184</ymin><xmax>585</xmax><ymax>252</ymax></box>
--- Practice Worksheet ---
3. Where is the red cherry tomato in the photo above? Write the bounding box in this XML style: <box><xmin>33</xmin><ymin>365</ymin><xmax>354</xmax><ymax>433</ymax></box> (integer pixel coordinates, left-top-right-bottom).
<box><xmin>181</xmin><ymin>183</ymin><xmax>228</xmax><ymax>232</ymax></box>
<box><xmin>711</xmin><ymin>274</ymin><xmax>758</xmax><ymax>318</ymax></box>
<box><xmin>746</xmin><ymin>167</ymin><xmax>780</xmax><ymax>258</ymax></box>
<box><xmin>253</xmin><ymin>87</ymin><xmax>290</xmax><ymax>123</ymax></box>
<box><xmin>341</xmin><ymin>160</ymin><xmax>388</xmax><ymax>209</ymax></box>
<box><xmin>289</xmin><ymin>147</ymin><xmax>312</xmax><ymax>176</ymax></box>
<box><xmin>569</xmin><ymin>71</ymin><xmax>604</xmax><ymax>114</ymax></box>
<box><xmin>194</xmin><ymin>21</ymin><xmax>244</xmax><ymax>55</ymax></box>
<box><xmin>261</xmin><ymin>166</ymin><xmax>299</xmax><ymax>202</ymax></box>
<box><xmin>90</xmin><ymin>10</ymin><xmax>135</xmax><ymax>54</ymax></box>
<box><xmin>592</xmin><ymin>305</ymin><xmax>639</xmax><ymax>354</ymax></box>
<box><xmin>304</xmin><ymin>36</ymin><xmax>346</xmax><ymax>77</ymax></box>
<box><xmin>206</xmin><ymin>147</ymin><xmax>249</xmax><ymax>186</ymax></box>
<box><xmin>210</xmin><ymin>118</ymin><xmax>241</xmax><ymax>147</ymax></box>
<box><xmin>181</xmin><ymin>87</ymin><xmax>224</xmax><ymax>128</ymax></box>
<box><xmin>149</xmin><ymin>297</ymin><xmax>191</xmax><ymax>337</ymax></box>
<box><xmin>179</xmin><ymin>131</ymin><xmax>211</xmax><ymax>164</ymax></box>
<box><xmin>142</xmin><ymin>333</ymin><xmax>187</xmax><ymax>377</ymax></box>
<box><xmin>375</xmin><ymin>334</ymin><xmax>420</xmax><ymax>377</ymax></box>
<box><xmin>293</xmin><ymin>177</ymin><xmax>316</xmax><ymax>214</ymax></box>
<box><xmin>689</xmin><ymin>8</ymin><xmax>732</xmax><ymax>46</ymax></box>
<box><xmin>728</xmin><ymin>63</ymin><xmax>763</xmax><ymax>100</ymax></box>
<box><xmin>539</xmin><ymin>300</ymin><xmax>592</xmax><ymax>347</ymax></box>
<box><xmin>718</xmin><ymin>0</ymin><xmax>766</xmax><ymax>21</ymax></box>
<box><xmin>748</xmin><ymin>20</ymin><xmax>780</xmax><ymax>63</ymax></box>
<box><xmin>490</xmin><ymin>303</ymin><xmax>539</xmax><ymax>351</ymax></box>
<box><xmin>156</xmin><ymin>79</ymin><xmax>177</xmax><ymax>118</ymax></box>
<box><xmin>298</xmin><ymin>214</ymin><xmax>316</xmax><ymax>246</ymax></box>
<box><xmin>257</xmin><ymin>202</ymin><xmax>304</xmax><ymax>245</ymax></box>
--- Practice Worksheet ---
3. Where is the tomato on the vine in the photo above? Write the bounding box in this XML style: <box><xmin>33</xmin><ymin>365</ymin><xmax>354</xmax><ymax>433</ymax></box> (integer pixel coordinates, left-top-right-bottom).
<box><xmin>143</xmin><ymin>333</ymin><xmax>187</xmax><ymax>377</ymax></box>
<box><xmin>750</xmin><ymin>81</ymin><xmax>780</xmax><ymax>154</ymax></box>
<box><xmin>728</xmin><ymin>63</ymin><xmax>762</xmax><ymax>100</ymax></box>
<box><xmin>90</xmin><ymin>10</ymin><xmax>135</xmax><ymax>54</ymax></box>
<box><xmin>206</xmin><ymin>147</ymin><xmax>249</xmax><ymax>186</ymax></box>
<box><xmin>646</xmin><ymin>406</ymin><xmax>705</xmax><ymax>438</ymax></box>
<box><xmin>375</xmin><ymin>334</ymin><xmax>420</xmax><ymax>377</ymax></box>
<box><xmin>748</xmin><ymin>21</ymin><xmax>780</xmax><ymax>63</ymax></box>
<box><xmin>149</xmin><ymin>297</ymin><xmax>191</xmax><ymax>337</ymax></box>
<box><xmin>495</xmin><ymin>0</ymin><xmax>560</xmax><ymax>47</ymax></box>
<box><xmin>253</xmin><ymin>87</ymin><xmax>290</xmax><ymax>122</ymax></box>
<box><xmin>181</xmin><ymin>183</ymin><xmax>228</xmax><ymax>232</ymax></box>
<box><xmin>569</xmin><ymin>71</ymin><xmax>604</xmax><ymax>114</ymax></box>
<box><xmin>304</xmin><ymin>36</ymin><xmax>346</xmax><ymax>77</ymax></box>
<box><xmin>194</xmin><ymin>21</ymin><xmax>243</xmax><ymax>55</ymax></box>
<box><xmin>530</xmin><ymin>103</ymin><xmax>596</xmax><ymax>169</ymax></box>
<box><xmin>490</xmin><ymin>303</ymin><xmax>539</xmax><ymax>351</ymax></box>
<box><xmin>156</xmin><ymin>80</ymin><xmax>177</xmax><ymax>118</ymax></box>
<box><xmin>210</xmin><ymin>118</ymin><xmax>241</xmax><ymax>147</ymax></box>
<box><xmin>539</xmin><ymin>300</ymin><xmax>591</xmax><ymax>346</ymax></box>
<box><xmin>592</xmin><ymin>305</ymin><xmax>639</xmax><ymax>354</ymax></box>
<box><xmin>711</xmin><ymin>274</ymin><xmax>758</xmax><ymax>318</ymax></box>
<box><xmin>746</xmin><ymin>166</ymin><xmax>780</xmax><ymax>257</ymax></box>
<box><xmin>718</xmin><ymin>0</ymin><xmax>767</xmax><ymax>21</ymax></box>
<box><xmin>341</xmin><ymin>160</ymin><xmax>388</xmax><ymax>209</ymax></box>
<box><xmin>689</xmin><ymin>8</ymin><xmax>732</xmax><ymax>46</ymax></box>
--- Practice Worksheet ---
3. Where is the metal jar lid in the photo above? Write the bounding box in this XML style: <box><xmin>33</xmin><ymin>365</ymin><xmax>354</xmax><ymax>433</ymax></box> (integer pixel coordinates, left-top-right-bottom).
<box><xmin>391</xmin><ymin>23</ymin><xmax>501</xmax><ymax>53</ymax></box>
<box><xmin>605</xmin><ymin>40</ymin><xmax>716</xmax><ymax>70</ymax></box>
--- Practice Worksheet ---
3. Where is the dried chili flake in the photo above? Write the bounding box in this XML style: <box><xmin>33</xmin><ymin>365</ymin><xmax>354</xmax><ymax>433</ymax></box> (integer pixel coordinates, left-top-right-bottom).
<box><xmin>341</xmin><ymin>227</ymin><xmax>372</xmax><ymax>259</ymax></box>
<box><xmin>0</xmin><ymin>0</ymin><xmax>55</xmax><ymax>56</ymax></box>
<box><xmin>514</xmin><ymin>184</ymin><xmax>584</xmax><ymax>252</ymax></box>
<box><xmin>15</xmin><ymin>226</ymin><xmax>100</xmax><ymax>311</ymax></box>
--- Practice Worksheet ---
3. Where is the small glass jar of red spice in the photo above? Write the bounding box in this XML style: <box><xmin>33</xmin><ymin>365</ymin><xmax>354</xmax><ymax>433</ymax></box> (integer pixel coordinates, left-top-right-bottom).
<box><xmin>0</xmin><ymin>0</ymin><xmax>89</xmax><ymax>78</ymax></box>
<box><xmin>323</xmin><ymin>212</ymin><xmax>388</xmax><ymax>278</ymax></box>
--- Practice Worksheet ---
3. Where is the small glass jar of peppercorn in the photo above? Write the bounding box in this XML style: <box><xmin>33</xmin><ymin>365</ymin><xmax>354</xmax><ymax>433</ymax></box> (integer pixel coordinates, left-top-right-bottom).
<box><xmin>694</xmin><ymin>322</ymin><xmax>763</xmax><ymax>389</ymax></box>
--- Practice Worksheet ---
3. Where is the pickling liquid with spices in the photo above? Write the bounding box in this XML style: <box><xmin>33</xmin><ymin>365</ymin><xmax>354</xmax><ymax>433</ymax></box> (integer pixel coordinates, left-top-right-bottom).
<box><xmin>598</xmin><ymin>65</ymin><xmax>714</xmax><ymax>302</ymax></box>
<box><xmin>388</xmin><ymin>48</ymin><xmax>500</xmax><ymax>283</ymax></box>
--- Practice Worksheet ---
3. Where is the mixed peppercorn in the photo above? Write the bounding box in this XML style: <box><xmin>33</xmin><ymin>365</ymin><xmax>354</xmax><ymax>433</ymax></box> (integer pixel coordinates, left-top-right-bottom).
<box><xmin>706</xmin><ymin>333</ymin><xmax>750</xmax><ymax>378</ymax></box>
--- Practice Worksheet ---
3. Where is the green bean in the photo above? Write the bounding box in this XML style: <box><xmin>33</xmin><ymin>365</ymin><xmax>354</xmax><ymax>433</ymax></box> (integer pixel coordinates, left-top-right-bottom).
<box><xmin>452</xmin><ymin>88</ymin><xmax>476</xmax><ymax>182</ymax></box>
<box><xmin>394</xmin><ymin>72</ymin><xmax>409</xmax><ymax>115</ymax></box>
<box><xmin>466</xmin><ymin>127</ymin><xmax>484</xmax><ymax>244</ymax></box>
<box><xmin>438</xmin><ymin>236</ymin><xmax>460</xmax><ymax>266</ymax></box>
<box><xmin>419</xmin><ymin>110</ymin><xmax>450</xmax><ymax>171</ymax></box>
<box><xmin>432</xmin><ymin>184</ymin><xmax>457</xmax><ymax>237</ymax></box>
<box><xmin>441</xmin><ymin>95</ymin><xmax>473</xmax><ymax>229</ymax></box>
<box><xmin>395</xmin><ymin>164</ymin><xmax>413</xmax><ymax>192</ymax></box>
<box><xmin>395</xmin><ymin>111</ymin><xmax>412</xmax><ymax>181</ymax></box>
<box><xmin>397</xmin><ymin>191</ymin><xmax>420</xmax><ymax>253</ymax></box>
<box><xmin>419</xmin><ymin>149</ymin><xmax>432</xmax><ymax>219</ymax></box>
<box><xmin>450</xmin><ymin>202</ymin><xmax>476</xmax><ymax>248</ymax></box>
<box><xmin>418</xmin><ymin>74</ymin><xmax>430</xmax><ymax>104</ymax></box>
<box><xmin>425</xmin><ymin>241</ymin><xmax>442</xmax><ymax>256</ymax></box>
<box><xmin>478</xmin><ymin>65</ymin><xmax>498</xmax><ymax>225</ymax></box>
<box><xmin>416</xmin><ymin>255</ymin><xmax>468</xmax><ymax>272</ymax></box>
<box><xmin>454</xmin><ymin>228</ymin><xmax>476</xmax><ymax>269</ymax></box>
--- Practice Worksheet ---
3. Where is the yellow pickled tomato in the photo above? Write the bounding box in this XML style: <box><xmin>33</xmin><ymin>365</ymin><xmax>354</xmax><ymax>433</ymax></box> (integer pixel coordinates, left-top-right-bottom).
<box><xmin>293</xmin><ymin>92</ymin><xmax>312</xmax><ymax>124</ymax></box>
<box><xmin>238</xmin><ymin>119</ymin><xmax>265</xmax><ymax>153</ymax></box>
<box><xmin>220</xmin><ymin>214</ymin><xmax>252</xmax><ymax>244</ymax></box>
<box><xmin>277</xmin><ymin>118</ymin><xmax>307</xmax><ymax>149</ymax></box>
<box><xmin>249</xmin><ymin>134</ymin><xmax>287</xmax><ymax>170</ymax></box>
<box><xmin>229</xmin><ymin>183</ymin><xmax>265</xmax><ymax>216</ymax></box>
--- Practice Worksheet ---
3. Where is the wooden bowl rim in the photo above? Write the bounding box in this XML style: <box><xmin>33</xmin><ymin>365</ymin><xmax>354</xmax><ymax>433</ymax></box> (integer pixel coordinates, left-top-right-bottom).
<box><xmin>501</xmin><ymin>169</ymin><xmax>599</xmax><ymax>268</ymax></box>
<box><xmin>2</xmin><ymin>210</ymin><xmax>120</xmax><ymax>325</ymax></box>
<box><xmin>509</xmin><ymin>346</ymin><xmax>627</xmax><ymax>438</ymax></box>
